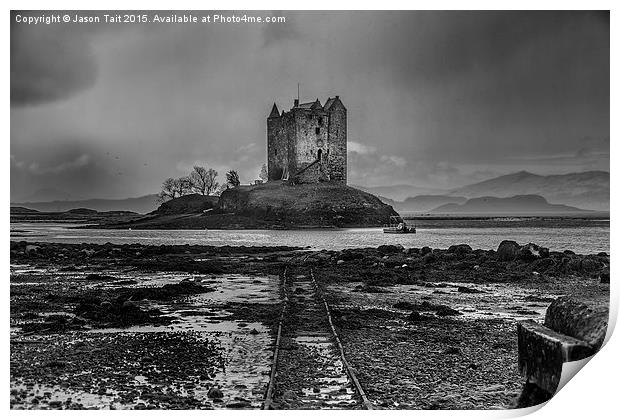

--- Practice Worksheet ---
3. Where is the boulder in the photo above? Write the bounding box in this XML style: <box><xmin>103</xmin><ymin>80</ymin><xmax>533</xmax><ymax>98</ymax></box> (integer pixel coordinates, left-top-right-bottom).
<box><xmin>580</xmin><ymin>257</ymin><xmax>602</xmax><ymax>274</ymax></box>
<box><xmin>420</xmin><ymin>246</ymin><xmax>432</xmax><ymax>256</ymax></box>
<box><xmin>517</xmin><ymin>243</ymin><xmax>549</xmax><ymax>261</ymax></box>
<box><xmin>497</xmin><ymin>240</ymin><xmax>520</xmax><ymax>261</ymax></box>
<box><xmin>377</xmin><ymin>244</ymin><xmax>404</xmax><ymax>254</ymax></box>
<box><xmin>447</xmin><ymin>244</ymin><xmax>472</xmax><ymax>255</ymax></box>
<box><xmin>207</xmin><ymin>387</ymin><xmax>224</xmax><ymax>399</ymax></box>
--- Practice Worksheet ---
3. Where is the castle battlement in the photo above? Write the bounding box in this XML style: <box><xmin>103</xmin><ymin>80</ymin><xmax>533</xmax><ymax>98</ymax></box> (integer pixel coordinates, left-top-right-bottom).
<box><xmin>267</xmin><ymin>96</ymin><xmax>347</xmax><ymax>184</ymax></box>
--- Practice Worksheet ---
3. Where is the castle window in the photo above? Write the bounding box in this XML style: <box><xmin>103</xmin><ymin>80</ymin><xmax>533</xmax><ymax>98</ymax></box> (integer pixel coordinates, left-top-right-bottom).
<box><xmin>275</xmin><ymin>148</ymin><xmax>277</xmax><ymax>156</ymax></box>
<box><xmin>315</xmin><ymin>127</ymin><xmax>320</xmax><ymax>135</ymax></box>
<box><xmin>318</xmin><ymin>117</ymin><xmax>323</xmax><ymax>125</ymax></box>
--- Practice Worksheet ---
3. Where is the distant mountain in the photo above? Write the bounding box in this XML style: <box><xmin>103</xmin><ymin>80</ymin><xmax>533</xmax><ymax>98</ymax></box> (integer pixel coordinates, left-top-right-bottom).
<box><xmin>10</xmin><ymin>206</ymin><xmax>40</xmax><ymax>214</ymax></box>
<box><xmin>352</xmin><ymin>184</ymin><xmax>447</xmax><ymax>202</ymax></box>
<box><xmin>431</xmin><ymin>194</ymin><xmax>587</xmax><ymax>214</ymax></box>
<box><xmin>11</xmin><ymin>194</ymin><xmax>160</xmax><ymax>214</ymax></box>
<box><xmin>393</xmin><ymin>195</ymin><xmax>467</xmax><ymax>213</ymax></box>
<box><xmin>450</xmin><ymin>171</ymin><xmax>609</xmax><ymax>211</ymax></box>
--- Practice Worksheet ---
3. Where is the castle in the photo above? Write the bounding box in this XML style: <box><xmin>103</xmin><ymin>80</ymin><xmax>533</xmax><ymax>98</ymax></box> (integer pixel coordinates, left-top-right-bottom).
<box><xmin>267</xmin><ymin>96</ymin><xmax>347</xmax><ymax>184</ymax></box>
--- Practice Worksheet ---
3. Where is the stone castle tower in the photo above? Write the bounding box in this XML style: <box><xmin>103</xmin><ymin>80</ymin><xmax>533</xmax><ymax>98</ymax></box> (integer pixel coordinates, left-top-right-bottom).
<box><xmin>267</xmin><ymin>96</ymin><xmax>347</xmax><ymax>184</ymax></box>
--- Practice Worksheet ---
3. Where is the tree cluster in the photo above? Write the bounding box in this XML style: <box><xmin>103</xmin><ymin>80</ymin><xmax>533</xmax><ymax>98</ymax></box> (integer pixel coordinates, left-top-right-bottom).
<box><xmin>158</xmin><ymin>166</ymin><xmax>244</xmax><ymax>202</ymax></box>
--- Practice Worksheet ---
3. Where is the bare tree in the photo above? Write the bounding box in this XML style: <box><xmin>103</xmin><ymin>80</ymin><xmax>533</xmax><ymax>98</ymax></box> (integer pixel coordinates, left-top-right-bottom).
<box><xmin>158</xmin><ymin>177</ymin><xmax>178</xmax><ymax>202</ymax></box>
<box><xmin>190</xmin><ymin>166</ymin><xmax>219</xmax><ymax>195</ymax></box>
<box><xmin>259</xmin><ymin>164</ymin><xmax>268</xmax><ymax>182</ymax></box>
<box><xmin>177</xmin><ymin>176</ymin><xmax>193</xmax><ymax>196</ymax></box>
<box><xmin>226</xmin><ymin>170</ymin><xmax>241</xmax><ymax>188</ymax></box>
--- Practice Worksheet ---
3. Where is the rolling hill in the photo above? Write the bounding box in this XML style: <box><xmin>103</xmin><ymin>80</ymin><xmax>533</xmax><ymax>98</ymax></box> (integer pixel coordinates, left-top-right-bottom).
<box><xmin>431</xmin><ymin>194</ymin><xmax>587</xmax><ymax>215</ymax></box>
<box><xmin>450</xmin><ymin>171</ymin><xmax>609</xmax><ymax>211</ymax></box>
<box><xmin>10</xmin><ymin>194</ymin><xmax>160</xmax><ymax>214</ymax></box>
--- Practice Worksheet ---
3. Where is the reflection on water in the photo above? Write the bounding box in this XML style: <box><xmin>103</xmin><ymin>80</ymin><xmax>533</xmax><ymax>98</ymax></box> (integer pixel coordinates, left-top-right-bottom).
<box><xmin>10</xmin><ymin>272</ymin><xmax>278</xmax><ymax>410</ymax></box>
<box><xmin>11</xmin><ymin>221</ymin><xmax>609</xmax><ymax>255</ymax></box>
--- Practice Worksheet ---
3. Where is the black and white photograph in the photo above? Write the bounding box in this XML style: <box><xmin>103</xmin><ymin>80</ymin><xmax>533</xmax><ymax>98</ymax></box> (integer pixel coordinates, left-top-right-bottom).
<box><xmin>9</xmin><ymin>6</ymin><xmax>612</xmax><ymax>412</ymax></box>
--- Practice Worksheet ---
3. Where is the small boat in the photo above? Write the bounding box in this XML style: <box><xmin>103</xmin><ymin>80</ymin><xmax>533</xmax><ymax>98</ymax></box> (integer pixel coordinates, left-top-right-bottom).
<box><xmin>383</xmin><ymin>216</ymin><xmax>416</xmax><ymax>234</ymax></box>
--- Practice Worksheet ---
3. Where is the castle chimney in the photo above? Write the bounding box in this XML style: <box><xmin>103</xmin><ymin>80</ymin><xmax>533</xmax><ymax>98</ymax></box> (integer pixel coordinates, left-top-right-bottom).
<box><xmin>294</xmin><ymin>99</ymin><xmax>299</xmax><ymax>107</ymax></box>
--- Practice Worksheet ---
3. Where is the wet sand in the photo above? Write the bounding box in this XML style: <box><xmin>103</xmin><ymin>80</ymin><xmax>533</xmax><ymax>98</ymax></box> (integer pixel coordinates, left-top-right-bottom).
<box><xmin>10</xmin><ymin>241</ymin><xmax>609</xmax><ymax>410</ymax></box>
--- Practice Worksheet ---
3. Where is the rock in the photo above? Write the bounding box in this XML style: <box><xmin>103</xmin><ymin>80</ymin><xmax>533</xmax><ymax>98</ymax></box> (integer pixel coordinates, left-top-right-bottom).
<box><xmin>567</xmin><ymin>257</ymin><xmax>583</xmax><ymax>272</ymax></box>
<box><xmin>600</xmin><ymin>270</ymin><xmax>610</xmax><ymax>284</ymax></box>
<box><xmin>336</xmin><ymin>260</ymin><xmax>345</xmax><ymax>265</ymax></box>
<box><xmin>377</xmin><ymin>244</ymin><xmax>404</xmax><ymax>254</ymax></box>
<box><xmin>423</xmin><ymin>253</ymin><xmax>436</xmax><ymax>264</ymax></box>
<box><xmin>394</xmin><ymin>301</ymin><xmax>417</xmax><ymax>310</ymax></box>
<box><xmin>421</xmin><ymin>246</ymin><xmax>432</xmax><ymax>256</ymax></box>
<box><xmin>517</xmin><ymin>243</ymin><xmax>548</xmax><ymax>261</ymax></box>
<box><xmin>436</xmin><ymin>307</ymin><xmax>461</xmax><ymax>317</ymax></box>
<box><xmin>530</xmin><ymin>258</ymin><xmax>555</xmax><ymax>273</ymax></box>
<box><xmin>249</xmin><ymin>328</ymin><xmax>259</xmax><ymax>335</ymax></box>
<box><xmin>122</xmin><ymin>300</ymin><xmax>137</xmax><ymax>309</ymax></box>
<box><xmin>447</xmin><ymin>244</ymin><xmax>472</xmax><ymax>255</ymax></box>
<box><xmin>581</xmin><ymin>257</ymin><xmax>601</xmax><ymax>273</ymax></box>
<box><xmin>497</xmin><ymin>240</ymin><xmax>520</xmax><ymax>261</ymax></box>
<box><xmin>25</xmin><ymin>245</ymin><xmax>40</xmax><ymax>253</ymax></box>
<box><xmin>281</xmin><ymin>390</ymin><xmax>298</xmax><ymax>401</ymax></box>
<box><xmin>207</xmin><ymin>387</ymin><xmax>224</xmax><ymax>399</ymax></box>
<box><xmin>339</xmin><ymin>250</ymin><xmax>365</xmax><ymax>261</ymax></box>
<box><xmin>481</xmin><ymin>384</ymin><xmax>505</xmax><ymax>393</ymax></box>
<box><xmin>407</xmin><ymin>311</ymin><xmax>426</xmax><ymax>322</ymax></box>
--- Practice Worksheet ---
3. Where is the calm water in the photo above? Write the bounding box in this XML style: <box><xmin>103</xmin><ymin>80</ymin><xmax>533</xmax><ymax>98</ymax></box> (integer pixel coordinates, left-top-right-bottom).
<box><xmin>11</xmin><ymin>219</ymin><xmax>609</xmax><ymax>255</ymax></box>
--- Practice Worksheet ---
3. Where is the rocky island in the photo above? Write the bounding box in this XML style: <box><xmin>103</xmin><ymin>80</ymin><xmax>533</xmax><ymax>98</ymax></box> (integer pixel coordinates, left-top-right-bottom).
<box><xmin>94</xmin><ymin>182</ymin><xmax>398</xmax><ymax>230</ymax></box>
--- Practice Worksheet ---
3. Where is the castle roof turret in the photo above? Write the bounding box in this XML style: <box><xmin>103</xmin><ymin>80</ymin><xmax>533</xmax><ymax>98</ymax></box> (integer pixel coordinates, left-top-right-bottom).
<box><xmin>324</xmin><ymin>95</ymin><xmax>342</xmax><ymax>111</ymax></box>
<box><xmin>268</xmin><ymin>103</ymin><xmax>280</xmax><ymax>118</ymax></box>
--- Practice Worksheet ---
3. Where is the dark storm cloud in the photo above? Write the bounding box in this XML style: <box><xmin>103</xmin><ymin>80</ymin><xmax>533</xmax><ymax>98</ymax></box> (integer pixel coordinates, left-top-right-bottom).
<box><xmin>369</xmin><ymin>12</ymin><xmax>607</xmax><ymax>83</ymax></box>
<box><xmin>262</xmin><ymin>12</ymin><xmax>298</xmax><ymax>46</ymax></box>
<box><xmin>11</xmin><ymin>12</ymin><xmax>98</xmax><ymax>107</ymax></box>
<box><xmin>10</xmin><ymin>11</ymin><xmax>609</xmax><ymax>200</ymax></box>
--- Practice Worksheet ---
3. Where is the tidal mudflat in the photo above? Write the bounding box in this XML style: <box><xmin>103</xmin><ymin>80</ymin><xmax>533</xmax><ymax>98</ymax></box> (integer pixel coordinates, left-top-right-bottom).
<box><xmin>10</xmin><ymin>241</ymin><xmax>609</xmax><ymax>409</ymax></box>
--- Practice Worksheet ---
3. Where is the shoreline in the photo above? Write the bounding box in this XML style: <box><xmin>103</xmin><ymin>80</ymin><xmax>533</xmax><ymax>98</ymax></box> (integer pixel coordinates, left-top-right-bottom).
<box><xmin>10</xmin><ymin>240</ymin><xmax>609</xmax><ymax>409</ymax></box>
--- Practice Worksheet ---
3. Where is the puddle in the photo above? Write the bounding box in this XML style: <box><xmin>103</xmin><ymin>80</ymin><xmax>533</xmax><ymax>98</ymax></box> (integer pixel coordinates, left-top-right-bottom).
<box><xmin>328</xmin><ymin>281</ymin><xmax>559</xmax><ymax>323</ymax></box>
<box><xmin>10</xmin><ymin>268</ymin><xmax>280</xmax><ymax>410</ymax></box>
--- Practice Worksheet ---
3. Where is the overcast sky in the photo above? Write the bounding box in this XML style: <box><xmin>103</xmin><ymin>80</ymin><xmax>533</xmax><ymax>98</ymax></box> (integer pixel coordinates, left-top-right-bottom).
<box><xmin>10</xmin><ymin>11</ymin><xmax>609</xmax><ymax>201</ymax></box>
